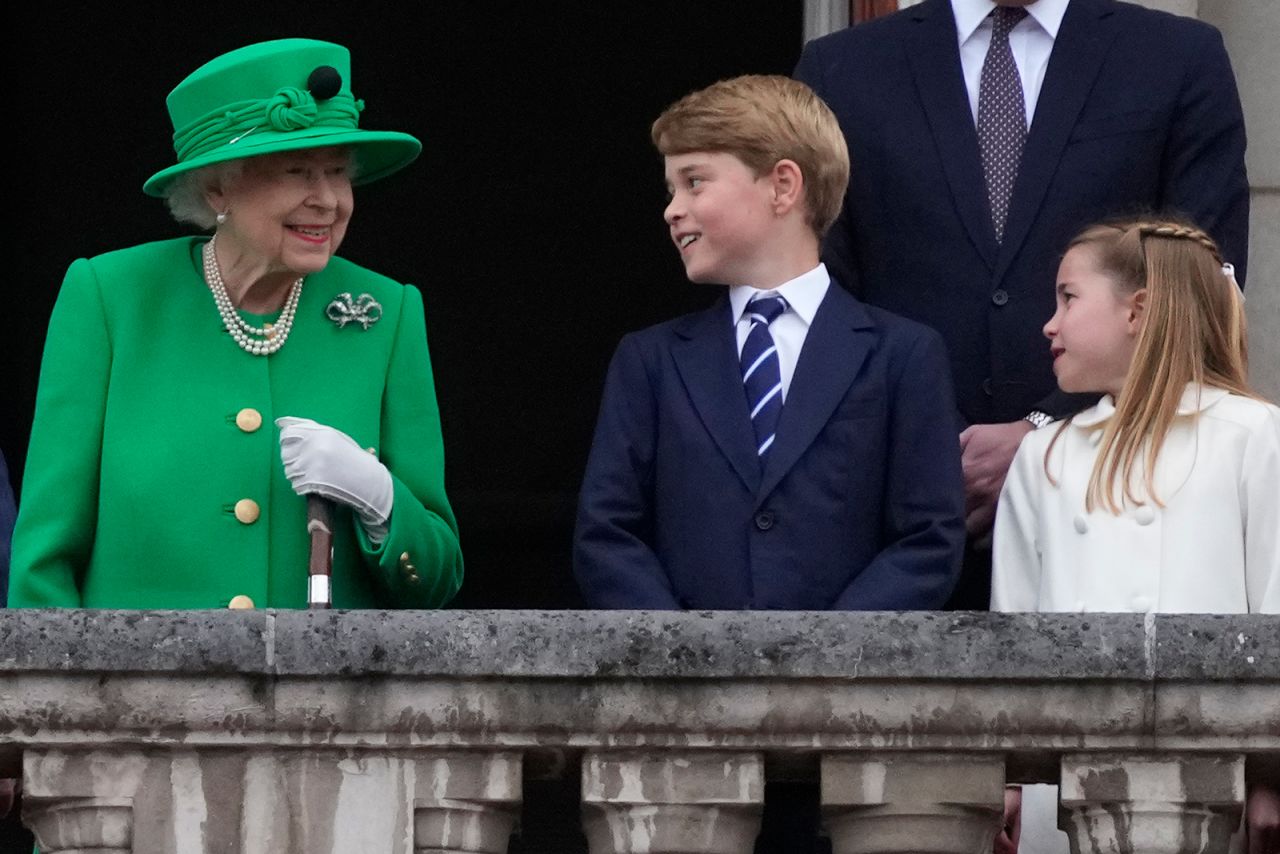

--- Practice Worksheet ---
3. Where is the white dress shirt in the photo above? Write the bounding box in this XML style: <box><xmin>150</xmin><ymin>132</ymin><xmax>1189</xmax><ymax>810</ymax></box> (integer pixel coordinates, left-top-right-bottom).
<box><xmin>728</xmin><ymin>264</ymin><xmax>830</xmax><ymax>402</ymax></box>
<box><xmin>952</xmin><ymin>0</ymin><xmax>1070</xmax><ymax>128</ymax></box>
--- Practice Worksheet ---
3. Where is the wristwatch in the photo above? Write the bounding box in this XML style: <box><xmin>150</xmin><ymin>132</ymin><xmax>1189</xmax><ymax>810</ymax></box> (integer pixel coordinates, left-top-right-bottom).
<box><xmin>1022</xmin><ymin>410</ymin><xmax>1054</xmax><ymax>429</ymax></box>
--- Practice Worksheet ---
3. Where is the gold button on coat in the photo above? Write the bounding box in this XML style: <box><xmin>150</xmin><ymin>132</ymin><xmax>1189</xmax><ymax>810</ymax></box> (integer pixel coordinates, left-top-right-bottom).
<box><xmin>235</xmin><ymin>408</ymin><xmax>263</xmax><ymax>432</ymax></box>
<box><xmin>234</xmin><ymin>498</ymin><xmax>260</xmax><ymax>524</ymax></box>
<box><xmin>228</xmin><ymin>594</ymin><xmax>255</xmax><ymax>609</ymax></box>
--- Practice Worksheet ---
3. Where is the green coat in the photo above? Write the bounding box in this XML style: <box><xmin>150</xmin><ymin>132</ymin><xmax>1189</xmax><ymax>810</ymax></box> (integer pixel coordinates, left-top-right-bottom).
<box><xmin>9</xmin><ymin>237</ymin><xmax>462</xmax><ymax>609</ymax></box>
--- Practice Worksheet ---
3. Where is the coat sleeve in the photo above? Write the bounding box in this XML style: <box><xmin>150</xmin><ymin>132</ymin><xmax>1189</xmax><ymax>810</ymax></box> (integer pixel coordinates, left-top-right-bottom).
<box><xmin>573</xmin><ymin>334</ymin><xmax>680</xmax><ymax>609</ymax></box>
<box><xmin>353</xmin><ymin>284</ymin><xmax>463</xmax><ymax>608</ymax></box>
<box><xmin>831</xmin><ymin>327</ymin><xmax>966</xmax><ymax>609</ymax></box>
<box><xmin>1241</xmin><ymin>406</ymin><xmax>1280</xmax><ymax>614</ymax></box>
<box><xmin>990</xmin><ymin>435</ymin><xmax>1046</xmax><ymax>612</ymax></box>
<box><xmin>1159</xmin><ymin>23</ymin><xmax>1250</xmax><ymax>286</ymax></box>
<box><xmin>7</xmin><ymin>259</ymin><xmax>110</xmax><ymax>607</ymax></box>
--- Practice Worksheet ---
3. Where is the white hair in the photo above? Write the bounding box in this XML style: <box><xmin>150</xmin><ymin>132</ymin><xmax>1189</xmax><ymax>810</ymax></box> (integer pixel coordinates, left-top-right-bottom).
<box><xmin>162</xmin><ymin>161</ymin><xmax>244</xmax><ymax>230</ymax></box>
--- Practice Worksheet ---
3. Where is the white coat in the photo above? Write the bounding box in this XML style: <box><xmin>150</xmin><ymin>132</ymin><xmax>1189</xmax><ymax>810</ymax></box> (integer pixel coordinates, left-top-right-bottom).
<box><xmin>992</xmin><ymin>384</ymin><xmax>1279</xmax><ymax>854</ymax></box>
<box><xmin>993</xmin><ymin>384</ymin><xmax>1280</xmax><ymax>615</ymax></box>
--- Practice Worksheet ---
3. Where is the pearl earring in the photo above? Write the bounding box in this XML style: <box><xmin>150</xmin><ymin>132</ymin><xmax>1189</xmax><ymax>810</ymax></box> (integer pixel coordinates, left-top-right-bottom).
<box><xmin>216</xmin><ymin>210</ymin><xmax>229</xmax><ymax>225</ymax></box>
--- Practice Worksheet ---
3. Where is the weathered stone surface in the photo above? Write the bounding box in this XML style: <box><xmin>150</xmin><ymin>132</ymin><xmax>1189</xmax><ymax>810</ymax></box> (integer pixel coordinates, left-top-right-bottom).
<box><xmin>822</xmin><ymin>753</ymin><xmax>1004</xmax><ymax>854</ymax></box>
<box><xmin>1152</xmin><ymin>613</ymin><xmax>1280</xmax><ymax>679</ymax></box>
<box><xmin>581</xmin><ymin>751</ymin><xmax>763</xmax><ymax>853</ymax></box>
<box><xmin>1059</xmin><ymin>753</ymin><xmax>1245</xmax><ymax>854</ymax></box>
<box><xmin>1</xmin><ymin>611</ymin><xmax>1277</xmax><ymax>853</ymax></box>
<box><xmin>0</xmin><ymin>609</ymin><xmax>269</xmax><ymax>674</ymax></box>
<box><xmin>22</xmin><ymin>746</ymin><xmax>521</xmax><ymax>854</ymax></box>
<box><xmin>413</xmin><ymin>751</ymin><xmax>522</xmax><ymax>853</ymax></box>
<box><xmin>268</xmin><ymin>610</ymin><xmax>1156</xmax><ymax>680</ymax></box>
<box><xmin>3</xmin><ymin>610</ymin><xmax>1277</xmax><ymax>681</ymax></box>
<box><xmin>2</xmin><ymin>611</ymin><xmax>1277</xmax><ymax>757</ymax></box>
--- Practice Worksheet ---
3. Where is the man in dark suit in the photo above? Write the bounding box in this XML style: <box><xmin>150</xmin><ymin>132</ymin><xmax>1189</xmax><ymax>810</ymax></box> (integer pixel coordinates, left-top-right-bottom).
<box><xmin>574</xmin><ymin>75</ymin><xmax>965</xmax><ymax>614</ymax></box>
<box><xmin>795</xmin><ymin>0</ymin><xmax>1249</xmax><ymax>608</ymax></box>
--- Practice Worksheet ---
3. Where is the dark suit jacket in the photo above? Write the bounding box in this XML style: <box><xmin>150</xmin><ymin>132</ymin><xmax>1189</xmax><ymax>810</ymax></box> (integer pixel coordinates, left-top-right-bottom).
<box><xmin>795</xmin><ymin>0</ymin><xmax>1249</xmax><ymax>425</ymax></box>
<box><xmin>574</xmin><ymin>283</ymin><xmax>965</xmax><ymax>610</ymax></box>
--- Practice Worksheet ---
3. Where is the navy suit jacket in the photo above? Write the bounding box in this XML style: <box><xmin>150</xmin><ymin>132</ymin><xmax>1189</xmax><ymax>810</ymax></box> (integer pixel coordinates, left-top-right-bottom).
<box><xmin>795</xmin><ymin>0</ymin><xmax>1249</xmax><ymax>425</ymax></box>
<box><xmin>574</xmin><ymin>283</ymin><xmax>965</xmax><ymax>610</ymax></box>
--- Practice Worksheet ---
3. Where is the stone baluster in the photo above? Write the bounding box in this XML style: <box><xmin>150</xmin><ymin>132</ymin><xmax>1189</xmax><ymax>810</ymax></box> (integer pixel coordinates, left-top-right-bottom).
<box><xmin>581</xmin><ymin>750</ymin><xmax>764</xmax><ymax>854</ymax></box>
<box><xmin>21</xmin><ymin>748</ymin><xmax>147</xmax><ymax>854</ymax></box>
<box><xmin>1059</xmin><ymin>753</ymin><xmax>1244</xmax><ymax>854</ymax></box>
<box><xmin>413</xmin><ymin>751</ymin><xmax>522</xmax><ymax>854</ymax></box>
<box><xmin>821</xmin><ymin>753</ymin><xmax>1005</xmax><ymax>854</ymax></box>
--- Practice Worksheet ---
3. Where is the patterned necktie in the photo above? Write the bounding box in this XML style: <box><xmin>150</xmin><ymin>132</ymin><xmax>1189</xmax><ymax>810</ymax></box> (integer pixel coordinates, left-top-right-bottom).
<box><xmin>977</xmin><ymin>6</ymin><xmax>1029</xmax><ymax>242</ymax></box>
<box><xmin>740</xmin><ymin>295</ymin><xmax>788</xmax><ymax>458</ymax></box>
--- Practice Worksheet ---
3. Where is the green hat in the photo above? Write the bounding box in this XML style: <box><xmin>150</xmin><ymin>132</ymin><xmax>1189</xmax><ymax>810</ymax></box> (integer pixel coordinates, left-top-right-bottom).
<box><xmin>143</xmin><ymin>38</ymin><xmax>421</xmax><ymax>196</ymax></box>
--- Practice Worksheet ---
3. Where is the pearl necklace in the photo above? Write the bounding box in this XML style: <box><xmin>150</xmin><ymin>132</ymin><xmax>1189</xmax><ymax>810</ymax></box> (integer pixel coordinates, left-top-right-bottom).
<box><xmin>202</xmin><ymin>236</ymin><xmax>304</xmax><ymax>356</ymax></box>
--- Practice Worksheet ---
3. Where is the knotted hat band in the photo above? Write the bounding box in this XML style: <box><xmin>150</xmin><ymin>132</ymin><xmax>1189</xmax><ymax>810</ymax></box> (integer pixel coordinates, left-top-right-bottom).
<box><xmin>173</xmin><ymin>87</ymin><xmax>365</xmax><ymax>162</ymax></box>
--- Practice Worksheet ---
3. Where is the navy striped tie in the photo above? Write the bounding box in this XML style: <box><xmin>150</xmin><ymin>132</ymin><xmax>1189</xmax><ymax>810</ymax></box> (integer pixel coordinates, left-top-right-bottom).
<box><xmin>740</xmin><ymin>295</ymin><xmax>788</xmax><ymax>458</ymax></box>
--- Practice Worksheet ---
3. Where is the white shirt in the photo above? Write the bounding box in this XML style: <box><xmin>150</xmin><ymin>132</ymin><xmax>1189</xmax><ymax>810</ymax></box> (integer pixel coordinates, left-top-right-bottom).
<box><xmin>729</xmin><ymin>264</ymin><xmax>830</xmax><ymax>402</ymax></box>
<box><xmin>992</xmin><ymin>385</ymin><xmax>1280</xmax><ymax>614</ymax></box>
<box><xmin>952</xmin><ymin>0</ymin><xmax>1070</xmax><ymax>128</ymax></box>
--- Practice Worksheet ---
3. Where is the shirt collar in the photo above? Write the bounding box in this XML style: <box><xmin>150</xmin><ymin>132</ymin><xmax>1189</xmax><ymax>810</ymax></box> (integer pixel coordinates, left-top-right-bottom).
<box><xmin>729</xmin><ymin>263</ymin><xmax>830</xmax><ymax>327</ymax></box>
<box><xmin>951</xmin><ymin>0</ymin><xmax>1070</xmax><ymax>44</ymax></box>
<box><xmin>1071</xmin><ymin>383</ymin><xmax>1232</xmax><ymax>428</ymax></box>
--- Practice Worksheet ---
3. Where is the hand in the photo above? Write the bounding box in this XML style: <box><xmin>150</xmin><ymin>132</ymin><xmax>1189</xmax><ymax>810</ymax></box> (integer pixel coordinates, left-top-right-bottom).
<box><xmin>994</xmin><ymin>786</ymin><xmax>1021</xmax><ymax>854</ymax></box>
<box><xmin>959</xmin><ymin>420</ymin><xmax>1033</xmax><ymax>537</ymax></box>
<box><xmin>1247</xmin><ymin>782</ymin><xmax>1280</xmax><ymax>854</ymax></box>
<box><xmin>277</xmin><ymin>417</ymin><xmax>394</xmax><ymax>539</ymax></box>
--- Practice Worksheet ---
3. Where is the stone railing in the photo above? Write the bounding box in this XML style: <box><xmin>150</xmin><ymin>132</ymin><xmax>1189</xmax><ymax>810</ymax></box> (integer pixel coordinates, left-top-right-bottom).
<box><xmin>0</xmin><ymin>610</ymin><xmax>1276</xmax><ymax>853</ymax></box>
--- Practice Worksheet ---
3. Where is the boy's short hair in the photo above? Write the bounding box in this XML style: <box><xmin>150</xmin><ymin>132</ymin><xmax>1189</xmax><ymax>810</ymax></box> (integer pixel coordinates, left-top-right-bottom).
<box><xmin>651</xmin><ymin>75</ymin><xmax>851</xmax><ymax>238</ymax></box>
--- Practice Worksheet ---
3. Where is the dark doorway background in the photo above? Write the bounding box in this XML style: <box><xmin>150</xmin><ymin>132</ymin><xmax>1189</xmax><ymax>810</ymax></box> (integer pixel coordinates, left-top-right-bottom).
<box><xmin>4</xmin><ymin>1</ymin><xmax>807</xmax><ymax>609</ymax></box>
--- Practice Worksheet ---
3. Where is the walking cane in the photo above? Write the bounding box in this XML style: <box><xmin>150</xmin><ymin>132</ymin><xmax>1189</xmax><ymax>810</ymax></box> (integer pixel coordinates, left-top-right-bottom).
<box><xmin>306</xmin><ymin>494</ymin><xmax>335</xmax><ymax>609</ymax></box>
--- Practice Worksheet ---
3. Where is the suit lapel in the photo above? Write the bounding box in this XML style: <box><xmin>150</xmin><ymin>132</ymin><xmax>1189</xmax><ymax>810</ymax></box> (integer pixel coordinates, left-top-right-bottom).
<box><xmin>907</xmin><ymin>0</ymin><xmax>999</xmax><ymax>271</ymax></box>
<box><xmin>672</xmin><ymin>298</ymin><xmax>762</xmax><ymax>493</ymax></box>
<box><xmin>757</xmin><ymin>285</ymin><xmax>875</xmax><ymax>504</ymax></box>
<box><xmin>996</xmin><ymin>0</ymin><xmax>1119</xmax><ymax>281</ymax></box>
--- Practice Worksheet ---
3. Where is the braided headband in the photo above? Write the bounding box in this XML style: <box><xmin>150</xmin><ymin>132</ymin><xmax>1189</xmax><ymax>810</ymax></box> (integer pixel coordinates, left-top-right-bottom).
<box><xmin>1132</xmin><ymin>222</ymin><xmax>1222</xmax><ymax>264</ymax></box>
<box><xmin>1110</xmin><ymin>221</ymin><xmax>1241</xmax><ymax>293</ymax></box>
<box><xmin>173</xmin><ymin>86</ymin><xmax>365</xmax><ymax>162</ymax></box>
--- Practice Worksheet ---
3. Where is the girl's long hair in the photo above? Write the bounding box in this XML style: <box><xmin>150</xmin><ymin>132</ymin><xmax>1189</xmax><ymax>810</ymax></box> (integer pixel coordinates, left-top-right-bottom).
<box><xmin>1047</xmin><ymin>218</ymin><xmax>1255</xmax><ymax>513</ymax></box>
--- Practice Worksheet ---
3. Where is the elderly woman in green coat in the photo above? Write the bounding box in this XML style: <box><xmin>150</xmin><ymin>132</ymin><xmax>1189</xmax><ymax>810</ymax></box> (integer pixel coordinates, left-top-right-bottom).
<box><xmin>8</xmin><ymin>39</ymin><xmax>462</xmax><ymax>609</ymax></box>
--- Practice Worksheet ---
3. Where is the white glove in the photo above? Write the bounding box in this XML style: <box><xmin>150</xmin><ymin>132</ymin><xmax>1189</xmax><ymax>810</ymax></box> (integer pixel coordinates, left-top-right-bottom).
<box><xmin>277</xmin><ymin>416</ymin><xmax>394</xmax><ymax>543</ymax></box>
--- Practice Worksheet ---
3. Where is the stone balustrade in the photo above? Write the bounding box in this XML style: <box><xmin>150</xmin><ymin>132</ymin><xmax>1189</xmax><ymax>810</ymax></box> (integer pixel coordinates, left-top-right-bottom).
<box><xmin>0</xmin><ymin>610</ymin><xmax>1276</xmax><ymax>853</ymax></box>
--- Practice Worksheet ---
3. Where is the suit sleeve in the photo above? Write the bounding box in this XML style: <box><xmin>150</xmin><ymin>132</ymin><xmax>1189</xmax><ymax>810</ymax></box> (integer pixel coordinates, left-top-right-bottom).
<box><xmin>1241</xmin><ymin>406</ymin><xmax>1280</xmax><ymax>614</ymax></box>
<box><xmin>1031</xmin><ymin>389</ymin><xmax>1101</xmax><ymax>422</ymax></box>
<box><xmin>794</xmin><ymin>39</ymin><xmax>864</xmax><ymax>299</ymax></box>
<box><xmin>353</xmin><ymin>284</ymin><xmax>463</xmax><ymax>608</ymax></box>
<box><xmin>7</xmin><ymin>259</ymin><xmax>110</xmax><ymax>607</ymax></box>
<box><xmin>573</xmin><ymin>334</ymin><xmax>680</xmax><ymax>609</ymax></box>
<box><xmin>832</xmin><ymin>328</ymin><xmax>966</xmax><ymax>609</ymax></box>
<box><xmin>1160</xmin><ymin>24</ymin><xmax>1250</xmax><ymax>285</ymax></box>
<box><xmin>990</xmin><ymin>436</ymin><xmax>1046</xmax><ymax>612</ymax></box>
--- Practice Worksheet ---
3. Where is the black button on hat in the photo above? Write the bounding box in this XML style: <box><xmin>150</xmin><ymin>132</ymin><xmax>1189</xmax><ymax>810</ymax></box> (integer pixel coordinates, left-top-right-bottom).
<box><xmin>307</xmin><ymin>65</ymin><xmax>342</xmax><ymax>100</ymax></box>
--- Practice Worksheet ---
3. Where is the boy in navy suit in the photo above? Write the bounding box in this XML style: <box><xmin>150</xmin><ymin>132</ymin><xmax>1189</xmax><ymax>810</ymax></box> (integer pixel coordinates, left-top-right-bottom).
<box><xmin>574</xmin><ymin>75</ymin><xmax>965</xmax><ymax>611</ymax></box>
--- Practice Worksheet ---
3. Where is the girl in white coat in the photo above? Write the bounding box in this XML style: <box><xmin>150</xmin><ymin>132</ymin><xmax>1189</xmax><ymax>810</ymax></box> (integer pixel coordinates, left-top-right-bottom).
<box><xmin>991</xmin><ymin>218</ymin><xmax>1279</xmax><ymax>854</ymax></box>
